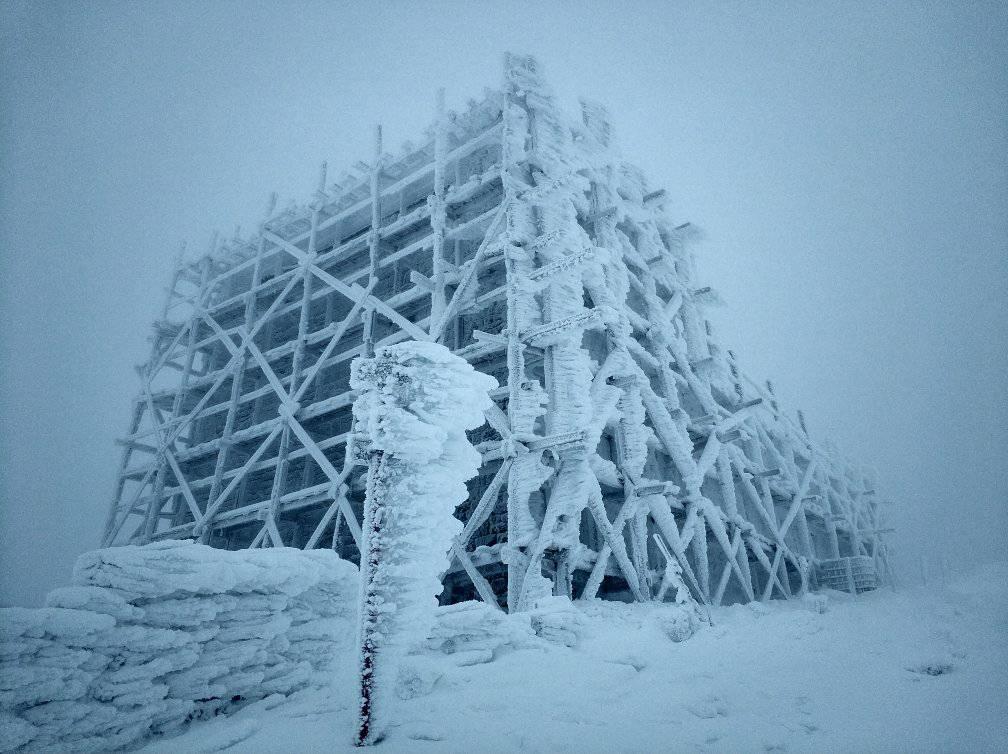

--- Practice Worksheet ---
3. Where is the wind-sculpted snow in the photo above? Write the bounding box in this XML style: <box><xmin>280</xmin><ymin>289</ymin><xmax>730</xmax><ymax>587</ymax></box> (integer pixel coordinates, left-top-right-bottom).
<box><xmin>0</xmin><ymin>542</ymin><xmax>357</xmax><ymax>753</ymax></box>
<box><xmin>349</xmin><ymin>341</ymin><xmax>497</xmax><ymax>745</ymax></box>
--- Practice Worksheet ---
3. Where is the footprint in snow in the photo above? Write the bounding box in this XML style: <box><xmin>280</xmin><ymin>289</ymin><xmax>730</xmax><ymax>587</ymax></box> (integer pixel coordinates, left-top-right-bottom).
<box><xmin>606</xmin><ymin>655</ymin><xmax>647</xmax><ymax>672</ymax></box>
<box><xmin>907</xmin><ymin>659</ymin><xmax>954</xmax><ymax>676</ymax></box>
<box><xmin>686</xmin><ymin>695</ymin><xmax>728</xmax><ymax>719</ymax></box>
<box><xmin>186</xmin><ymin>720</ymin><xmax>260</xmax><ymax>754</ymax></box>
<box><xmin>405</xmin><ymin>724</ymin><xmax>446</xmax><ymax>741</ymax></box>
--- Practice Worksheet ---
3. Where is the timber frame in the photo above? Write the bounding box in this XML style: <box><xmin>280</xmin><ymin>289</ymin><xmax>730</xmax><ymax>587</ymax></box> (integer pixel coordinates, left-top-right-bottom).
<box><xmin>103</xmin><ymin>55</ymin><xmax>894</xmax><ymax>610</ymax></box>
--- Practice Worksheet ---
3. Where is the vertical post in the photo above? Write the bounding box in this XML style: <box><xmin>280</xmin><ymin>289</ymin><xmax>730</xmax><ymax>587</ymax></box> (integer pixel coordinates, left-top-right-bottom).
<box><xmin>369</xmin><ymin>126</ymin><xmax>382</xmax><ymax>281</ymax></box>
<box><xmin>265</xmin><ymin>166</ymin><xmax>326</xmax><ymax>544</ymax></box>
<box><xmin>613</xmin><ymin>400</ymin><xmax>651</xmax><ymax>599</ymax></box>
<box><xmin>501</xmin><ymin>82</ymin><xmax>529</xmax><ymax>611</ymax></box>
<box><xmin>199</xmin><ymin>210</ymin><xmax>271</xmax><ymax>542</ymax></box>
<box><xmin>429</xmin><ymin>88</ymin><xmax>448</xmax><ymax>329</ymax></box>
<box><xmin>355</xmin><ymin>448</ymin><xmax>386</xmax><ymax>747</ymax></box>
<box><xmin>350</xmin><ymin>343</ymin><xmax>496</xmax><ymax>746</ymax></box>
<box><xmin>716</xmin><ymin>451</ymin><xmax>754</xmax><ymax>598</ymax></box>
<box><xmin>144</xmin><ymin>249</ymin><xmax>213</xmax><ymax>540</ymax></box>
<box><xmin>101</xmin><ymin>399</ymin><xmax>145</xmax><ymax>545</ymax></box>
<box><xmin>690</xmin><ymin>511</ymin><xmax>710</xmax><ymax>600</ymax></box>
<box><xmin>160</xmin><ymin>244</ymin><xmax>185</xmax><ymax>321</ymax></box>
<box><xmin>845</xmin><ymin>481</ymin><xmax>864</xmax><ymax>556</ymax></box>
<box><xmin>364</xmin><ymin>125</ymin><xmax>382</xmax><ymax>357</ymax></box>
<box><xmin>238</xmin><ymin>217</ymin><xmax>279</xmax><ymax>514</ymax></box>
<box><xmin>132</xmin><ymin>239</ymin><xmax>187</xmax><ymax>545</ymax></box>
<box><xmin>821</xmin><ymin>470</ymin><xmax>843</xmax><ymax>559</ymax></box>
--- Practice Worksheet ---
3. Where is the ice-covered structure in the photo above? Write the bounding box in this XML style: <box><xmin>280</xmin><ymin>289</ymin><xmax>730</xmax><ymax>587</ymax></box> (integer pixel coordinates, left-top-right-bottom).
<box><xmin>102</xmin><ymin>54</ymin><xmax>893</xmax><ymax>610</ymax></box>
<box><xmin>350</xmin><ymin>342</ymin><xmax>497</xmax><ymax>745</ymax></box>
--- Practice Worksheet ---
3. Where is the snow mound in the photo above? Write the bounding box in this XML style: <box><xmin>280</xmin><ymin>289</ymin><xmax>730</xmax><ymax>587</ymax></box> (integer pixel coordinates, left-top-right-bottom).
<box><xmin>73</xmin><ymin>539</ymin><xmax>338</xmax><ymax>600</ymax></box>
<box><xmin>528</xmin><ymin>596</ymin><xmax>589</xmax><ymax>647</ymax></box>
<box><xmin>1</xmin><ymin>542</ymin><xmax>358</xmax><ymax>753</ymax></box>
<box><xmin>423</xmin><ymin>600</ymin><xmax>537</xmax><ymax>658</ymax></box>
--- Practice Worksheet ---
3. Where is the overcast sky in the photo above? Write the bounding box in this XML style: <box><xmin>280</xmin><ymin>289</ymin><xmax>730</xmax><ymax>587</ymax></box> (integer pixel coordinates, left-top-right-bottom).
<box><xmin>2</xmin><ymin>1</ymin><xmax>1005</xmax><ymax>606</ymax></box>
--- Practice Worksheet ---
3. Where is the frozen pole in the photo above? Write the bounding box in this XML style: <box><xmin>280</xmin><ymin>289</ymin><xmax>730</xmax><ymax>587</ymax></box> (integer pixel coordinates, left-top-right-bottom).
<box><xmin>350</xmin><ymin>342</ymin><xmax>497</xmax><ymax>746</ymax></box>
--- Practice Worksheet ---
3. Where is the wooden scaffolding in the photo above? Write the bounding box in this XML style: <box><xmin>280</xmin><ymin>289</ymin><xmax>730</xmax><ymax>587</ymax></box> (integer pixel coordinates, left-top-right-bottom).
<box><xmin>102</xmin><ymin>55</ymin><xmax>893</xmax><ymax>610</ymax></box>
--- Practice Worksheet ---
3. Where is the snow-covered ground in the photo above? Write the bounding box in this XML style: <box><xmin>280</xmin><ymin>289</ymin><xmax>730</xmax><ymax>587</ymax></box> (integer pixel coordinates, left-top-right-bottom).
<box><xmin>140</xmin><ymin>563</ymin><xmax>1008</xmax><ymax>754</ymax></box>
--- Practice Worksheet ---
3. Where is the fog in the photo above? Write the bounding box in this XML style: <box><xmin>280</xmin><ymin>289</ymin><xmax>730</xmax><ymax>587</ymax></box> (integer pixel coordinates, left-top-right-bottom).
<box><xmin>2</xmin><ymin>1</ymin><xmax>1005</xmax><ymax>606</ymax></box>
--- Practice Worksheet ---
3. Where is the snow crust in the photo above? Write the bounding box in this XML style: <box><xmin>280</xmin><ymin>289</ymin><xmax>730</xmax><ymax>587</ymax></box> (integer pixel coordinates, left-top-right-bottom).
<box><xmin>0</xmin><ymin>542</ymin><xmax>357</xmax><ymax>753</ymax></box>
<box><xmin>139</xmin><ymin>564</ymin><xmax>1008</xmax><ymax>754</ymax></box>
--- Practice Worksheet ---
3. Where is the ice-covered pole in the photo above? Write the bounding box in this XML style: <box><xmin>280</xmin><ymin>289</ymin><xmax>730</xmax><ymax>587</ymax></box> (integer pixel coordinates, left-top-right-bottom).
<box><xmin>349</xmin><ymin>341</ymin><xmax>497</xmax><ymax>746</ymax></box>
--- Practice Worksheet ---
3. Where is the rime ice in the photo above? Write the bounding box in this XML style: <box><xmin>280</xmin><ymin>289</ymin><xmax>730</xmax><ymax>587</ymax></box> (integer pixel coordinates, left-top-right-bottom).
<box><xmin>1</xmin><ymin>50</ymin><xmax>910</xmax><ymax>753</ymax></box>
<box><xmin>101</xmin><ymin>52</ymin><xmax>893</xmax><ymax>616</ymax></box>
<box><xmin>0</xmin><ymin>542</ymin><xmax>357</xmax><ymax>753</ymax></box>
<box><xmin>349</xmin><ymin>342</ymin><xmax>496</xmax><ymax>745</ymax></box>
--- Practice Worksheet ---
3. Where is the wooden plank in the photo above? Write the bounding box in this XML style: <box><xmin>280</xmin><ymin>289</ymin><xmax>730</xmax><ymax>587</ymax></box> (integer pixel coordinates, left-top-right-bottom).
<box><xmin>244</xmin><ymin>339</ymin><xmax>290</xmax><ymax>406</ymax></box>
<box><xmin>713</xmin><ymin>530</ymin><xmax>741</xmax><ymax>606</ymax></box>
<box><xmin>197</xmin><ymin>423</ymin><xmax>284</xmax><ymax>529</ymax></box>
<box><xmin>304</xmin><ymin>484</ymin><xmax>348</xmax><ymax>550</ymax></box>
<box><xmin>428</xmin><ymin>203</ymin><xmax>507</xmax><ymax>342</ymax></box>
<box><xmin>457</xmin><ymin>459</ymin><xmax>512</xmax><ymax>547</ymax></box>
<box><xmin>263</xmin><ymin>229</ymin><xmax>433</xmax><ymax>343</ymax></box>
<box><xmin>779</xmin><ymin>459</ymin><xmax>816</xmax><ymax>538</ymax></box>
<box><xmin>452</xmin><ymin>544</ymin><xmax>502</xmax><ymax>610</ymax></box>
<box><xmin>284</xmin><ymin>415</ymin><xmax>363</xmax><ymax>549</ymax></box>
<box><xmin>163</xmin><ymin>448</ymin><xmax>202</xmax><ymax>521</ymax></box>
<box><xmin>291</xmin><ymin>295</ymin><xmax>368</xmax><ymax>403</ymax></box>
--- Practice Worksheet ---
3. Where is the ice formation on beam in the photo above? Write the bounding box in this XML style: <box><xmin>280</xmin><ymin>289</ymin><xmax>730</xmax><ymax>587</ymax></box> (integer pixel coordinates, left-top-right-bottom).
<box><xmin>103</xmin><ymin>53</ymin><xmax>894</xmax><ymax>610</ymax></box>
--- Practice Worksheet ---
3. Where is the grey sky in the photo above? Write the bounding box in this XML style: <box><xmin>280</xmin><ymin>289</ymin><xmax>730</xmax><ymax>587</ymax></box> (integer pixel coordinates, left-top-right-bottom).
<box><xmin>2</xmin><ymin>1</ymin><xmax>1005</xmax><ymax>605</ymax></box>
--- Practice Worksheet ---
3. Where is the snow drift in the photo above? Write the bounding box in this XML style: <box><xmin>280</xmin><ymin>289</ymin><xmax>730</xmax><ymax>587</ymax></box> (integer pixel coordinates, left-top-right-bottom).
<box><xmin>0</xmin><ymin>541</ymin><xmax>357</xmax><ymax>753</ymax></box>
